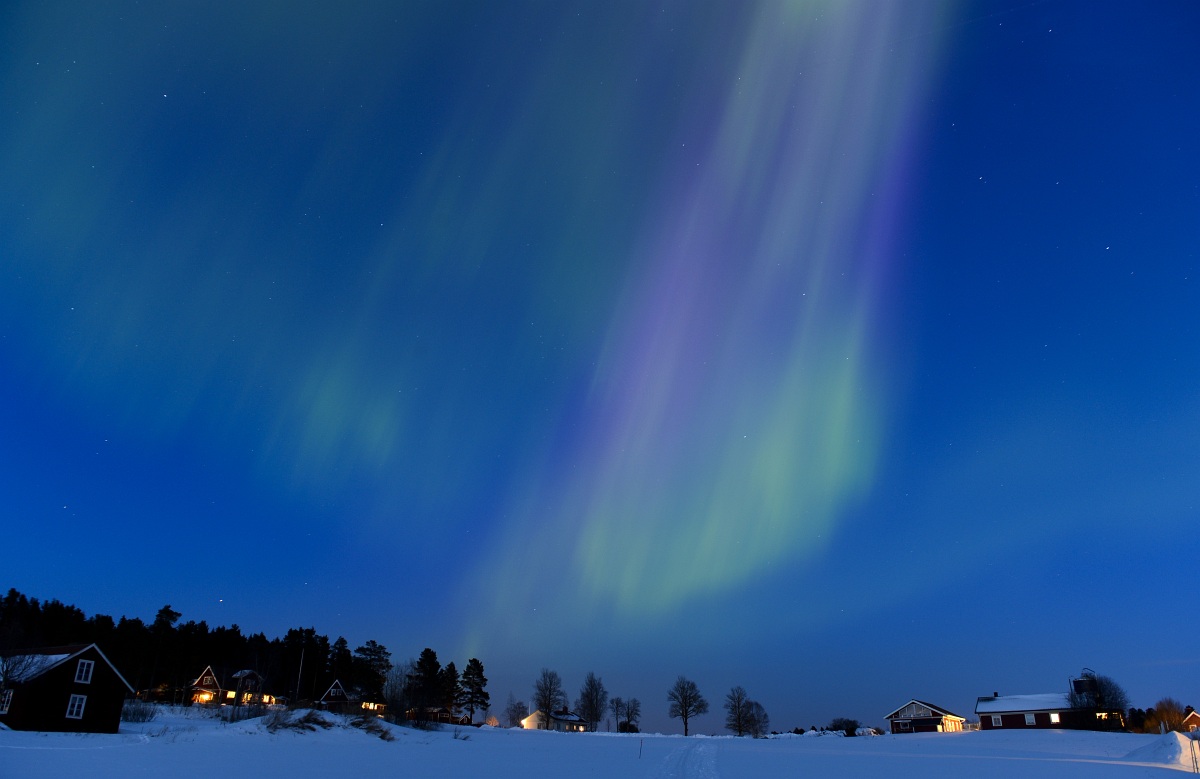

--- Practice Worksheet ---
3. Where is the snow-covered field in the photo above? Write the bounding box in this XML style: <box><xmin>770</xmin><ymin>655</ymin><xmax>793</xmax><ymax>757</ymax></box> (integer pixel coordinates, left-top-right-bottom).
<box><xmin>2</xmin><ymin>707</ymin><xmax>1197</xmax><ymax>778</ymax></box>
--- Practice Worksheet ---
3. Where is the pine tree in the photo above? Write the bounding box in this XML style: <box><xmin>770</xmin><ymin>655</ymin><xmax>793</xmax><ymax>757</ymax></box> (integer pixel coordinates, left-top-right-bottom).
<box><xmin>329</xmin><ymin>637</ymin><xmax>353</xmax><ymax>683</ymax></box>
<box><xmin>353</xmin><ymin>640</ymin><xmax>391</xmax><ymax>695</ymax></box>
<box><xmin>411</xmin><ymin>648</ymin><xmax>442</xmax><ymax>721</ymax></box>
<box><xmin>440</xmin><ymin>661</ymin><xmax>462</xmax><ymax>714</ymax></box>
<box><xmin>460</xmin><ymin>658</ymin><xmax>490</xmax><ymax>723</ymax></box>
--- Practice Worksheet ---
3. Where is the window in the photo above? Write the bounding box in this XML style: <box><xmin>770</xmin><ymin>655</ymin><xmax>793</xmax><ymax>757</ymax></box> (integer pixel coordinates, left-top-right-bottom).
<box><xmin>0</xmin><ymin>689</ymin><xmax>12</xmax><ymax>714</ymax></box>
<box><xmin>75</xmin><ymin>659</ymin><xmax>95</xmax><ymax>684</ymax></box>
<box><xmin>1024</xmin><ymin>713</ymin><xmax>1036</xmax><ymax>726</ymax></box>
<box><xmin>66</xmin><ymin>694</ymin><xmax>87</xmax><ymax>719</ymax></box>
<box><xmin>1050</xmin><ymin>712</ymin><xmax>1060</xmax><ymax>724</ymax></box>
<box><xmin>991</xmin><ymin>715</ymin><xmax>1002</xmax><ymax>728</ymax></box>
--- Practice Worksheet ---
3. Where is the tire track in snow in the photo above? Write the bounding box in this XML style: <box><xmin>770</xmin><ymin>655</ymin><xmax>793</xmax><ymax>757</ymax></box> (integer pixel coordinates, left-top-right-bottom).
<box><xmin>649</xmin><ymin>739</ymin><xmax>719</xmax><ymax>779</ymax></box>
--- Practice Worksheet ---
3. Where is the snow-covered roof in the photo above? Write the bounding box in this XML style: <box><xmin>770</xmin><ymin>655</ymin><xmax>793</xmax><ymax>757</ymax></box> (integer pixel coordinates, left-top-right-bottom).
<box><xmin>885</xmin><ymin>699</ymin><xmax>965</xmax><ymax>720</ymax></box>
<box><xmin>0</xmin><ymin>643</ymin><xmax>134</xmax><ymax>693</ymax></box>
<box><xmin>1</xmin><ymin>653</ymin><xmax>70</xmax><ymax>683</ymax></box>
<box><xmin>549</xmin><ymin>710</ymin><xmax>585</xmax><ymax>723</ymax></box>
<box><xmin>975</xmin><ymin>693</ymin><xmax>1069</xmax><ymax>714</ymax></box>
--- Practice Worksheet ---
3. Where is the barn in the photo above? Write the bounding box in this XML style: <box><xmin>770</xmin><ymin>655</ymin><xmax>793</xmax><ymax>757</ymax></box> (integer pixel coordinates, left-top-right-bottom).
<box><xmin>885</xmin><ymin>699</ymin><xmax>966</xmax><ymax>733</ymax></box>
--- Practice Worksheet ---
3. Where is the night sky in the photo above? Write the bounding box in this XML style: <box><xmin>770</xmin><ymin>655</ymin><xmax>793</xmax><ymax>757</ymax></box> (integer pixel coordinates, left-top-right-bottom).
<box><xmin>3</xmin><ymin>1</ymin><xmax>1197</xmax><ymax>733</ymax></box>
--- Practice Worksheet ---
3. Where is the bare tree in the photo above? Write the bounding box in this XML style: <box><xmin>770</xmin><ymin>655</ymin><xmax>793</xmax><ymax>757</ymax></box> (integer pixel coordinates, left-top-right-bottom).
<box><xmin>1068</xmin><ymin>672</ymin><xmax>1129</xmax><ymax>728</ymax></box>
<box><xmin>610</xmin><ymin>696</ymin><xmax>624</xmax><ymax>731</ymax></box>
<box><xmin>725</xmin><ymin>686</ymin><xmax>750</xmax><ymax>736</ymax></box>
<box><xmin>503</xmin><ymin>692</ymin><xmax>529</xmax><ymax>728</ymax></box>
<box><xmin>533</xmin><ymin>668</ymin><xmax>566</xmax><ymax>730</ymax></box>
<box><xmin>626</xmin><ymin>698</ymin><xmax>642</xmax><ymax>730</ymax></box>
<box><xmin>667</xmin><ymin>676</ymin><xmax>708</xmax><ymax>736</ymax></box>
<box><xmin>382</xmin><ymin>658</ymin><xmax>415</xmax><ymax>721</ymax></box>
<box><xmin>0</xmin><ymin>653</ymin><xmax>43</xmax><ymax>690</ymax></box>
<box><xmin>746</xmin><ymin>701</ymin><xmax>769</xmax><ymax>737</ymax></box>
<box><xmin>575</xmin><ymin>672</ymin><xmax>608</xmax><ymax>732</ymax></box>
<box><xmin>1145</xmin><ymin>698</ymin><xmax>1186</xmax><ymax>733</ymax></box>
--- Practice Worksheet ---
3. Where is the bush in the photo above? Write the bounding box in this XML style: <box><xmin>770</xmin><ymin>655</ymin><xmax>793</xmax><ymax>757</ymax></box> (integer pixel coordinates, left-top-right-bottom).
<box><xmin>264</xmin><ymin>709</ymin><xmax>334</xmax><ymax>733</ymax></box>
<box><xmin>350</xmin><ymin>715</ymin><xmax>396</xmax><ymax>741</ymax></box>
<box><xmin>828</xmin><ymin>717</ymin><xmax>860</xmax><ymax>737</ymax></box>
<box><xmin>121</xmin><ymin>699</ymin><xmax>158</xmax><ymax>723</ymax></box>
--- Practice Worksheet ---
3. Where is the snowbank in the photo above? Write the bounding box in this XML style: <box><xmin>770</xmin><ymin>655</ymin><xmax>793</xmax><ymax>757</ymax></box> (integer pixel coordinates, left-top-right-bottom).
<box><xmin>1123</xmin><ymin>731</ymin><xmax>1200</xmax><ymax>771</ymax></box>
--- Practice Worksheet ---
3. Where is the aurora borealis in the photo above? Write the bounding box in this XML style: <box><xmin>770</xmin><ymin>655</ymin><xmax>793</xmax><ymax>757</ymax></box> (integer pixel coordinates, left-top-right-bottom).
<box><xmin>3</xmin><ymin>1</ymin><xmax>1198</xmax><ymax>732</ymax></box>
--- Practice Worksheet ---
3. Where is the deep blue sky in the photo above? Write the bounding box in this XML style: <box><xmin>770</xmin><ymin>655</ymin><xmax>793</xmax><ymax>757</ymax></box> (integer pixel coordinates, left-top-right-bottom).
<box><xmin>2</xmin><ymin>1</ymin><xmax>1197</xmax><ymax>733</ymax></box>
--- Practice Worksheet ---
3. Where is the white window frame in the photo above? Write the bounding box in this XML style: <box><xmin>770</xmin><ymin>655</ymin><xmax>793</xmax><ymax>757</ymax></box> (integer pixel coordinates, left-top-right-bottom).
<box><xmin>66</xmin><ymin>694</ymin><xmax>87</xmax><ymax>719</ymax></box>
<box><xmin>991</xmin><ymin>715</ymin><xmax>1002</xmax><ymax>728</ymax></box>
<box><xmin>1024</xmin><ymin>713</ymin><xmax>1036</xmax><ymax>726</ymax></box>
<box><xmin>0</xmin><ymin>688</ymin><xmax>12</xmax><ymax>714</ymax></box>
<box><xmin>1049</xmin><ymin>712</ymin><xmax>1060</xmax><ymax>724</ymax></box>
<box><xmin>75</xmin><ymin>659</ymin><xmax>95</xmax><ymax>684</ymax></box>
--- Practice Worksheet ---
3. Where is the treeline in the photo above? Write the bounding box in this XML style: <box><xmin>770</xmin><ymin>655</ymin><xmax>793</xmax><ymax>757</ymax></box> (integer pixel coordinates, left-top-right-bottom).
<box><xmin>0</xmin><ymin>589</ymin><xmax>391</xmax><ymax>704</ymax></box>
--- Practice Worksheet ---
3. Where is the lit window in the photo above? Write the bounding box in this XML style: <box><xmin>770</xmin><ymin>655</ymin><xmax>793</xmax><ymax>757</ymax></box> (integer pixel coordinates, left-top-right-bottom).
<box><xmin>0</xmin><ymin>689</ymin><xmax>12</xmax><ymax>714</ymax></box>
<box><xmin>991</xmin><ymin>715</ymin><xmax>1002</xmax><ymax>728</ymax></box>
<box><xmin>75</xmin><ymin>660</ymin><xmax>95</xmax><ymax>684</ymax></box>
<box><xmin>1024</xmin><ymin>714</ymin><xmax>1036</xmax><ymax>726</ymax></box>
<box><xmin>66</xmin><ymin>694</ymin><xmax>87</xmax><ymax>719</ymax></box>
<box><xmin>1050</xmin><ymin>712</ymin><xmax>1060</xmax><ymax>724</ymax></box>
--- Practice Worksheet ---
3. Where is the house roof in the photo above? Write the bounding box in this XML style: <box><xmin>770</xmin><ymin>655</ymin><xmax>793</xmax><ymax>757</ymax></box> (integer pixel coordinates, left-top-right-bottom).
<box><xmin>0</xmin><ymin>643</ymin><xmax>134</xmax><ymax>694</ymax></box>
<box><xmin>192</xmin><ymin>665</ymin><xmax>223</xmax><ymax>689</ymax></box>
<box><xmin>320</xmin><ymin>679</ymin><xmax>349</xmax><ymax>702</ymax></box>
<box><xmin>524</xmin><ymin>708</ymin><xmax>586</xmax><ymax>724</ymax></box>
<box><xmin>885</xmin><ymin>699</ymin><xmax>965</xmax><ymax>721</ymax></box>
<box><xmin>549</xmin><ymin>708</ymin><xmax>585</xmax><ymax>723</ymax></box>
<box><xmin>975</xmin><ymin>693</ymin><xmax>1069</xmax><ymax>714</ymax></box>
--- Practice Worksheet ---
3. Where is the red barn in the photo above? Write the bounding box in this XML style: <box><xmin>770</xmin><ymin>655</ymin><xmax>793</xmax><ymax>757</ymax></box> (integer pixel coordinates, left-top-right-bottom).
<box><xmin>0</xmin><ymin>643</ymin><xmax>134</xmax><ymax>734</ymax></box>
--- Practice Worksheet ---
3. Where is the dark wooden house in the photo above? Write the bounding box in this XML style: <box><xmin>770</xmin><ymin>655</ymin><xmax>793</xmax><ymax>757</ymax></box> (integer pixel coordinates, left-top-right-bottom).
<box><xmin>318</xmin><ymin>679</ymin><xmax>353</xmax><ymax>713</ymax></box>
<box><xmin>318</xmin><ymin>679</ymin><xmax>386</xmax><ymax>717</ymax></box>
<box><xmin>885</xmin><ymin>699</ymin><xmax>966</xmax><ymax>733</ymax></box>
<box><xmin>190</xmin><ymin>664</ymin><xmax>224</xmax><ymax>705</ymax></box>
<box><xmin>0</xmin><ymin>643</ymin><xmax>133</xmax><ymax>734</ymax></box>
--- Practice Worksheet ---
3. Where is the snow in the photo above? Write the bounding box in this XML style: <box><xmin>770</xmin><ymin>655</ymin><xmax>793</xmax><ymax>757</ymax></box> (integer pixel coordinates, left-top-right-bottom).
<box><xmin>1</xmin><ymin>706</ymin><xmax>1195</xmax><ymax>778</ymax></box>
<box><xmin>975</xmin><ymin>693</ymin><xmax>1069</xmax><ymax>713</ymax></box>
<box><xmin>2</xmin><ymin>653</ymin><xmax>70</xmax><ymax>683</ymax></box>
<box><xmin>1124</xmin><ymin>732</ymin><xmax>1200</xmax><ymax>772</ymax></box>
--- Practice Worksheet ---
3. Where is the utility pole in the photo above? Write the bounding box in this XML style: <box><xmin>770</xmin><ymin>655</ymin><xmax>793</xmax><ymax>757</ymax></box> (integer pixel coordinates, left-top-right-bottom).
<box><xmin>295</xmin><ymin>647</ymin><xmax>305</xmax><ymax>705</ymax></box>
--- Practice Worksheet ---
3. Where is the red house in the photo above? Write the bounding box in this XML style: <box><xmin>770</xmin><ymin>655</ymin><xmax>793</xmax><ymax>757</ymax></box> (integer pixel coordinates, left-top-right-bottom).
<box><xmin>975</xmin><ymin>691</ymin><xmax>1123</xmax><ymax>730</ymax></box>
<box><xmin>0</xmin><ymin>644</ymin><xmax>134</xmax><ymax>734</ymax></box>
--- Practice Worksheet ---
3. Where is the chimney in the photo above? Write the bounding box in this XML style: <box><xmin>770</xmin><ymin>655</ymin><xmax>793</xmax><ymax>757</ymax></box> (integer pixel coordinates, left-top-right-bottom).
<box><xmin>993</xmin><ymin>692</ymin><xmax>999</xmax><ymax>698</ymax></box>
